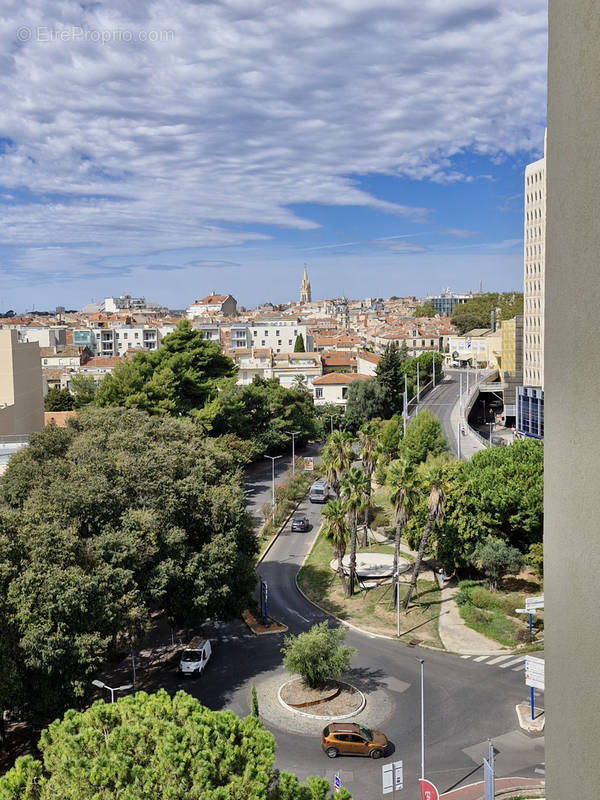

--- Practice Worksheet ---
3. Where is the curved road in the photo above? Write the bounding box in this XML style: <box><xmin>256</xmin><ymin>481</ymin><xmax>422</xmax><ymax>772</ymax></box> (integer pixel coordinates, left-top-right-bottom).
<box><xmin>165</xmin><ymin>427</ymin><xmax>543</xmax><ymax>800</ymax></box>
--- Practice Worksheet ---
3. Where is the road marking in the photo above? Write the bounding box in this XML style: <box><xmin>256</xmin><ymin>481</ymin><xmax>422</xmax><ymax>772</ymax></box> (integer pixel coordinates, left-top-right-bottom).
<box><xmin>498</xmin><ymin>656</ymin><xmax>526</xmax><ymax>668</ymax></box>
<box><xmin>487</xmin><ymin>655</ymin><xmax>513</xmax><ymax>665</ymax></box>
<box><xmin>473</xmin><ymin>655</ymin><xmax>489</xmax><ymax>662</ymax></box>
<box><xmin>460</xmin><ymin>655</ymin><xmax>471</xmax><ymax>659</ymax></box>
<box><xmin>511</xmin><ymin>663</ymin><xmax>526</xmax><ymax>671</ymax></box>
<box><xmin>535</xmin><ymin>767</ymin><xmax>545</xmax><ymax>775</ymax></box>
<box><xmin>288</xmin><ymin>608</ymin><xmax>311</xmax><ymax>623</ymax></box>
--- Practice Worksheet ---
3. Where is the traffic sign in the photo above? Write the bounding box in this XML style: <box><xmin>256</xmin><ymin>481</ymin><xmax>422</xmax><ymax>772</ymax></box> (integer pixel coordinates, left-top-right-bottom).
<box><xmin>303</xmin><ymin>457</ymin><xmax>314</xmax><ymax>471</ymax></box>
<box><xmin>525</xmin><ymin>655</ymin><xmax>545</xmax><ymax>690</ymax></box>
<box><xmin>419</xmin><ymin>778</ymin><xmax>439</xmax><ymax>800</ymax></box>
<box><xmin>526</xmin><ymin>595</ymin><xmax>544</xmax><ymax>610</ymax></box>
<box><xmin>382</xmin><ymin>762</ymin><xmax>403</xmax><ymax>794</ymax></box>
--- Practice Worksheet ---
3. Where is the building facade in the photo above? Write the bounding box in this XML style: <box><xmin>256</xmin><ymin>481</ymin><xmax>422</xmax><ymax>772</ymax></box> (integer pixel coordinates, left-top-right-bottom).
<box><xmin>0</xmin><ymin>330</ymin><xmax>44</xmax><ymax>436</ymax></box>
<box><xmin>523</xmin><ymin>135</ymin><xmax>546</xmax><ymax>389</ymax></box>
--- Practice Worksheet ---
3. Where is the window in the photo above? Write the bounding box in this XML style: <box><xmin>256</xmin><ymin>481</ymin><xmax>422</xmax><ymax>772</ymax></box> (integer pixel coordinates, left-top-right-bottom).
<box><xmin>342</xmin><ymin>387</ymin><xmax>349</xmax><ymax>399</ymax></box>
<box><xmin>253</xmin><ymin>330</ymin><xmax>257</xmax><ymax>336</ymax></box>
<box><xmin>288</xmin><ymin>340</ymin><xmax>292</xmax><ymax>345</ymax></box>
<box><xmin>115</xmin><ymin>332</ymin><xmax>119</xmax><ymax>338</ymax></box>
<box><xmin>276</xmin><ymin>330</ymin><xmax>280</xmax><ymax>336</ymax></box>
<box><xmin>124</xmin><ymin>333</ymin><xmax>128</xmax><ymax>339</ymax></box>
<box><xmin>278</xmin><ymin>339</ymin><xmax>282</xmax><ymax>345</ymax></box>
<box><xmin>315</xmin><ymin>388</ymin><xmax>323</xmax><ymax>399</ymax></box>
<box><xmin>264</xmin><ymin>330</ymin><xmax>268</xmax><ymax>336</ymax></box>
<box><xmin>135</xmin><ymin>332</ymin><xmax>139</xmax><ymax>339</ymax></box>
<box><xmin>261</xmin><ymin>340</ymin><xmax>266</xmax><ymax>346</ymax></box>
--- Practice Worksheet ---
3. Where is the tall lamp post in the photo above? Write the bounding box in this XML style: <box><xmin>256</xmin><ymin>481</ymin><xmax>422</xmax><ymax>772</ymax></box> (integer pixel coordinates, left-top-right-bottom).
<box><xmin>324</xmin><ymin>414</ymin><xmax>336</xmax><ymax>435</ymax></box>
<box><xmin>416</xmin><ymin>658</ymin><xmax>425</xmax><ymax>780</ymax></box>
<box><xmin>92</xmin><ymin>679</ymin><xmax>132</xmax><ymax>704</ymax></box>
<box><xmin>264</xmin><ymin>454</ymin><xmax>282</xmax><ymax>509</ymax></box>
<box><xmin>285</xmin><ymin>430</ymin><xmax>301</xmax><ymax>475</ymax></box>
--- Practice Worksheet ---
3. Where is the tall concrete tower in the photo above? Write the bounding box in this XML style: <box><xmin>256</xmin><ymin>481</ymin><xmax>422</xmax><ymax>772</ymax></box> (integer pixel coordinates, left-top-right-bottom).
<box><xmin>523</xmin><ymin>132</ymin><xmax>546</xmax><ymax>389</ymax></box>
<box><xmin>299</xmin><ymin>264</ymin><xmax>312</xmax><ymax>304</ymax></box>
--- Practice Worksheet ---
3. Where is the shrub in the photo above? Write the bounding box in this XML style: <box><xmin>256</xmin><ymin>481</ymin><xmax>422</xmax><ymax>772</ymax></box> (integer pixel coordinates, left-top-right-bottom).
<box><xmin>281</xmin><ymin>622</ymin><xmax>356</xmax><ymax>689</ymax></box>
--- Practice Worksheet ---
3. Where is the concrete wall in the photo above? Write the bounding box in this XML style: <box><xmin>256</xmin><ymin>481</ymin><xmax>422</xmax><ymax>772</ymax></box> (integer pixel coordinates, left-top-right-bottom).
<box><xmin>545</xmin><ymin>2</ymin><xmax>600</xmax><ymax>797</ymax></box>
<box><xmin>0</xmin><ymin>330</ymin><xmax>44</xmax><ymax>435</ymax></box>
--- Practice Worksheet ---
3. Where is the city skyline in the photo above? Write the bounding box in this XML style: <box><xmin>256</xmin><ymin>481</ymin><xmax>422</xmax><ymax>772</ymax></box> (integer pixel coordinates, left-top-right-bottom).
<box><xmin>0</xmin><ymin>1</ymin><xmax>546</xmax><ymax>312</ymax></box>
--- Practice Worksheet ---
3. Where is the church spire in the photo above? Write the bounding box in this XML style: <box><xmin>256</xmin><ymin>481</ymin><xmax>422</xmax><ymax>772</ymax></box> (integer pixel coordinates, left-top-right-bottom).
<box><xmin>300</xmin><ymin>263</ymin><xmax>312</xmax><ymax>304</ymax></box>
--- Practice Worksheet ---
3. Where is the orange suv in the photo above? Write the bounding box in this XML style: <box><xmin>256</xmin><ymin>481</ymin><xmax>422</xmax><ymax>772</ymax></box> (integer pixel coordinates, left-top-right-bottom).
<box><xmin>321</xmin><ymin>722</ymin><xmax>388</xmax><ymax>759</ymax></box>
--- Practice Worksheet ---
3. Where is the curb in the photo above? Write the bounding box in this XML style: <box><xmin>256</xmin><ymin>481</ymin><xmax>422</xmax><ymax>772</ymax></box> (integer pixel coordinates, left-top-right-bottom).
<box><xmin>277</xmin><ymin>679</ymin><xmax>366</xmax><ymax>720</ymax></box>
<box><xmin>258</xmin><ymin>479</ymin><xmax>317</xmax><ymax>564</ymax></box>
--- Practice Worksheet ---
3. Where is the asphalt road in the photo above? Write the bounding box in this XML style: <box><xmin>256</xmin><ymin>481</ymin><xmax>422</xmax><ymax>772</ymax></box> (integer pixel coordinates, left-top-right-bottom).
<box><xmin>159</xmin><ymin>463</ymin><xmax>544</xmax><ymax>800</ymax></box>
<box><xmin>414</xmin><ymin>371</ymin><xmax>464</xmax><ymax>457</ymax></box>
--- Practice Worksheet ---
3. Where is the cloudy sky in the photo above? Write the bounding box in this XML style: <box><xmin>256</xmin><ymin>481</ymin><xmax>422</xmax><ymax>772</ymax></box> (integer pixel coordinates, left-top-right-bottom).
<box><xmin>0</xmin><ymin>0</ymin><xmax>547</xmax><ymax>312</ymax></box>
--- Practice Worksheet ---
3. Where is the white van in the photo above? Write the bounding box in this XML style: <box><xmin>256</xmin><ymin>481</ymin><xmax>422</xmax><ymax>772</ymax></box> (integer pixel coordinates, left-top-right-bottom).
<box><xmin>179</xmin><ymin>637</ymin><xmax>212</xmax><ymax>676</ymax></box>
<box><xmin>309</xmin><ymin>478</ymin><xmax>330</xmax><ymax>503</ymax></box>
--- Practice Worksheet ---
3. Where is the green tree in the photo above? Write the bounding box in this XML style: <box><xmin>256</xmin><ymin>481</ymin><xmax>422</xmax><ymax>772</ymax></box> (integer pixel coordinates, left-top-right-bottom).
<box><xmin>340</xmin><ymin>467</ymin><xmax>371</xmax><ymax>595</ymax></box>
<box><xmin>344</xmin><ymin>378</ymin><xmax>387</xmax><ymax>429</ymax></box>
<box><xmin>251</xmin><ymin>684</ymin><xmax>260</xmax><ymax>718</ymax></box>
<box><xmin>0</xmin><ymin>690</ymin><xmax>348</xmax><ymax>800</ymax></box>
<box><xmin>375</xmin><ymin>343</ymin><xmax>405</xmax><ymax>415</ymax></box>
<box><xmin>526</xmin><ymin>542</ymin><xmax>544</xmax><ymax>582</ymax></box>
<box><xmin>451</xmin><ymin>292</ymin><xmax>524</xmax><ymax>334</ymax></box>
<box><xmin>322</xmin><ymin>499</ymin><xmax>350</xmax><ymax>595</ymax></box>
<box><xmin>471</xmin><ymin>536</ymin><xmax>524</xmax><ymax>590</ymax></box>
<box><xmin>398</xmin><ymin>410</ymin><xmax>448</xmax><ymax>466</ymax></box>
<box><xmin>377</xmin><ymin>415</ymin><xmax>402</xmax><ymax>462</ymax></box>
<box><xmin>43</xmin><ymin>387</ymin><xmax>73</xmax><ymax>411</ymax></box>
<box><xmin>437</xmin><ymin>440</ymin><xmax>543</xmax><ymax>565</ymax></box>
<box><xmin>398</xmin><ymin>341</ymin><xmax>409</xmax><ymax>362</ymax></box>
<box><xmin>321</xmin><ymin>430</ymin><xmax>354</xmax><ymax>497</ymax></box>
<box><xmin>281</xmin><ymin>622</ymin><xmax>355</xmax><ymax>689</ymax></box>
<box><xmin>69</xmin><ymin>374</ymin><xmax>98</xmax><ymax>408</ymax></box>
<box><xmin>387</xmin><ymin>458</ymin><xmax>418</xmax><ymax>581</ymax></box>
<box><xmin>0</xmin><ymin>408</ymin><xmax>256</xmax><ymax>723</ymax></box>
<box><xmin>294</xmin><ymin>334</ymin><xmax>306</xmax><ymax>352</ymax></box>
<box><xmin>413</xmin><ymin>301</ymin><xmax>437</xmax><ymax>317</ymax></box>
<box><xmin>95</xmin><ymin>320</ymin><xmax>236</xmax><ymax>417</ymax></box>
<box><xmin>357</xmin><ymin>421</ymin><xmax>379</xmax><ymax>539</ymax></box>
<box><xmin>402</xmin><ymin>456</ymin><xmax>447</xmax><ymax>609</ymax></box>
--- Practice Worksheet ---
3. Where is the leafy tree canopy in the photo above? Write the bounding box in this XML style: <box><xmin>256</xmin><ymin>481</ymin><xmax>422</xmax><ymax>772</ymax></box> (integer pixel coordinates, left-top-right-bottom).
<box><xmin>413</xmin><ymin>301</ymin><xmax>437</xmax><ymax>317</ymax></box>
<box><xmin>0</xmin><ymin>690</ymin><xmax>350</xmax><ymax>800</ymax></box>
<box><xmin>0</xmin><ymin>408</ymin><xmax>255</xmax><ymax>722</ymax></box>
<box><xmin>343</xmin><ymin>378</ymin><xmax>387</xmax><ymax>431</ymax></box>
<box><xmin>94</xmin><ymin>320</ymin><xmax>236</xmax><ymax>416</ymax></box>
<box><xmin>281</xmin><ymin>622</ymin><xmax>355</xmax><ymax>689</ymax></box>
<box><xmin>43</xmin><ymin>387</ymin><xmax>73</xmax><ymax>412</ymax></box>
<box><xmin>69</xmin><ymin>374</ymin><xmax>99</xmax><ymax>409</ymax></box>
<box><xmin>397</xmin><ymin>409</ymin><xmax>448</xmax><ymax>467</ymax></box>
<box><xmin>196</xmin><ymin>376</ymin><xmax>318</xmax><ymax>458</ymax></box>
<box><xmin>471</xmin><ymin>536</ymin><xmax>524</xmax><ymax>590</ymax></box>
<box><xmin>451</xmin><ymin>292</ymin><xmax>523</xmax><ymax>334</ymax></box>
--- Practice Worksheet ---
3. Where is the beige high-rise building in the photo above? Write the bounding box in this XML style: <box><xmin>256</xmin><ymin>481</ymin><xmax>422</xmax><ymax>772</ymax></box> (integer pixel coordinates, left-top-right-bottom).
<box><xmin>0</xmin><ymin>330</ymin><xmax>44</xmax><ymax>436</ymax></box>
<box><xmin>523</xmin><ymin>133</ymin><xmax>546</xmax><ymax>389</ymax></box>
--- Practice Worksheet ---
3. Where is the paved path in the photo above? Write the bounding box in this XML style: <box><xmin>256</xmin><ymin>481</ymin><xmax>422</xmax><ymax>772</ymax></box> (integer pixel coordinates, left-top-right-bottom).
<box><xmin>437</xmin><ymin>581</ymin><xmax>509</xmax><ymax>654</ymax></box>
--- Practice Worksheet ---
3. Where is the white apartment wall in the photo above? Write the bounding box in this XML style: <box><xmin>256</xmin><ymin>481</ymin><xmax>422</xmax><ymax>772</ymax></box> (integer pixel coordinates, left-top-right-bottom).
<box><xmin>523</xmin><ymin>142</ymin><xmax>546</xmax><ymax>389</ymax></box>
<box><xmin>249</xmin><ymin>322</ymin><xmax>310</xmax><ymax>354</ymax></box>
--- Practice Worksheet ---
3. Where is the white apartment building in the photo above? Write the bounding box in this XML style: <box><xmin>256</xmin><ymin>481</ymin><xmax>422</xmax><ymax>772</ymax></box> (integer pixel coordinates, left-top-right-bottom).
<box><xmin>272</xmin><ymin>352</ymin><xmax>322</xmax><ymax>389</ymax></box>
<box><xmin>312</xmin><ymin>372</ymin><xmax>371</xmax><ymax>406</ymax></box>
<box><xmin>523</xmin><ymin>134</ymin><xmax>546</xmax><ymax>389</ymax></box>
<box><xmin>248</xmin><ymin>320</ymin><xmax>313</xmax><ymax>354</ymax></box>
<box><xmin>15</xmin><ymin>327</ymin><xmax>67</xmax><ymax>348</ymax></box>
<box><xmin>92</xmin><ymin>326</ymin><xmax>160</xmax><ymax>357</ymax></box>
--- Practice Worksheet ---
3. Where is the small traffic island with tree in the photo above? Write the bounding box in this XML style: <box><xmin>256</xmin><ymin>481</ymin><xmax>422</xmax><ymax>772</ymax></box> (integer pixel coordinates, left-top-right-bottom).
<box><xmin>278</xmin><ymin>623</ymin><xmax>364</xmax><ymax>718</ymax></box>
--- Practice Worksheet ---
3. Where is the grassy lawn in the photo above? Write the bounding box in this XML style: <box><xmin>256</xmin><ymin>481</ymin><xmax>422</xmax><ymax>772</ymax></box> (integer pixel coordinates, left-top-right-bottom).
<box><xmin>456</xmin><ymin>579</ymin><xmax>544</xmax><ymax>648</ymax></box>
<box><xmin>297</xmin><ymin>529</ymin><xmax>442</xmax><ymax>647</ymax></box>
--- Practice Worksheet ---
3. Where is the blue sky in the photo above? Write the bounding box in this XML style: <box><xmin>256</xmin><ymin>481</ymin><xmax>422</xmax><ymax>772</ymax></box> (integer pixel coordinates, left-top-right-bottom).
<box><xmin>0</xmin><ymin>1</ymin><xmax>547</xmax><ymax>312</ymax></box>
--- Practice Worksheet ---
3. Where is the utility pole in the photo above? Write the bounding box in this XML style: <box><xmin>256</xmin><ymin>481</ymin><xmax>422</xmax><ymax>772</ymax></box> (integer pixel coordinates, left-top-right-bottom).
<box><xmin>432</xmin><ymin>352</ymin><xmax>436</xmax><ymax>388</ymax></box>
<box><xmin>457</xmin><ymin>422</ymin><xmax>462</xmax><ymax>459</ymax></box>
<box><xmin>264</xmin><ymin>455</ymin><xmax>282</xmax><ymax>508</ymax></box>
<box><xmin>459</xmin><ymin>372</ymin><xmax>463</xmax><ymax>414</ymax></box>
<box><xmin>417</xmin><ymin>658</ymin><xmax>425</xmax><ymax>780</ymax></box>
<box><xmin>285</xmin><ymin>430</ymin><xmax>300</xmax><ymax>475</ymax></box>
<box><xmin>416</xmin><ymin>362</ymin><xmax>420</xmax><ymax>404</ymax></box>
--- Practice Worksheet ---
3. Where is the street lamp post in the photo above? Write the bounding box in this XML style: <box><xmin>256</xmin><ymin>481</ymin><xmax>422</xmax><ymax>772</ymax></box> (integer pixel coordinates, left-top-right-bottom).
<box><xmin>92</xmin><ymin>679</ymin><xmax>133</xmax><ymax>704</ymax></box>
<box><xmin>417</xmin><ymin>658</ymin><xmax>425</xmax><ymax>780</ymax></box>
<box><xmin>457</xmin><ymin>422</ymin><xmax>462</xmax><ymax>459</ymax></box>
<box><xmin>488</xmin><ymin>421</ymin><xmax>494</xmax><ymax>442</ymax></box>
<box><xmin>285</xmin><ymin>430</ymin><xmax>301</xmax><ymax>475</ymax></box>
<box><xmin>324</xmin><ymin>414</ymin><xmax>336</xmax><ymax>435</ymax></box>
<box><xmin>264</xmin><ymin>454</ymin><xmax>282</xmax><ymax>509</ymax></box>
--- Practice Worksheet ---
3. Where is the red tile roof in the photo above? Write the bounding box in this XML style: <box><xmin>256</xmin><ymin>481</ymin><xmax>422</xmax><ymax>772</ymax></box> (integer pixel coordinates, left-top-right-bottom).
<box><xmin>44</xmin><ymin>411</ymin><xmax>77</xmax><ymax>427</ymax></box>
<box><xmin>312</xmin><ymin>372</ymin><xmax>371</xmax><ymax>385</ymax></box>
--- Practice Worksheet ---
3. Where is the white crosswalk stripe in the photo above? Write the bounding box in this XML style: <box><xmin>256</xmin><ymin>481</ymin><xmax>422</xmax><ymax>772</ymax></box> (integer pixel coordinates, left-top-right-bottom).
<box><xmin>473</xmin><ymin>655</ymin><xmax>489</xmax><ymax>662</ymax></box>
<box><xmin>487</xmin><ymin>655</ymin><xmax>514</xmax><ymax>665</ymax></box>
<box><xmin>498</xmin><ymin>656</ymin><xmax>526</xmax><ymax>668</ymax></box>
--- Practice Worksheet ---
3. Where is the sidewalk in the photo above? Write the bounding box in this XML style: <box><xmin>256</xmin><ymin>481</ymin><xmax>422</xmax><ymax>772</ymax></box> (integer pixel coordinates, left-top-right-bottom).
<box><xmin>437</xmin><ymin>580</ymin><xmax>509</xmax><ymax>655</ymax></box>
<box><xmin>440</xmin><ymin>776</ymin><xmax>544</xmax><ymax>799</ymax></box>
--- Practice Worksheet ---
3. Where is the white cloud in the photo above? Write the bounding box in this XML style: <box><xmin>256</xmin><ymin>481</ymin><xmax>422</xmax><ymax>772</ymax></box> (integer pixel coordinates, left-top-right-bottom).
<box><xmin>0</xmin><ymin>0</ymin><xmax>546</xmax><ymax>291</ymax></box>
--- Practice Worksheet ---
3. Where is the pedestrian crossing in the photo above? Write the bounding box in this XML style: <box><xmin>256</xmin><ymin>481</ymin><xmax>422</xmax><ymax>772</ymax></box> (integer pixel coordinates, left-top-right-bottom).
<box><xmin>459</xmin><ymin>653</ymin><xmax>528</xmax><ymax>671</ymax></box>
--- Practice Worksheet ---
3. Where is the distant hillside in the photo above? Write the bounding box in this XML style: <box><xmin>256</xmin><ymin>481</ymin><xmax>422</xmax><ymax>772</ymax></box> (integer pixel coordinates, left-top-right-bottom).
<box><xmin>451</xmin><ymin>292</ymin><xmax>523</xmax><ymax>334</ymax></box>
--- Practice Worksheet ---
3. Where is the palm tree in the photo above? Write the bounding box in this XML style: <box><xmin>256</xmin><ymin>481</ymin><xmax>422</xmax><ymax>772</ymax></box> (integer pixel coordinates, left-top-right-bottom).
<box><xmin>402</xmin><ymin>455</ymin><xmax>448</xmax><ymax>610</ymax></box>
<box><xmin>322</xmin><ymin>499</ymin><xmax>351</xmax><ymax>595</ymax></box>
<box><xmin>341</xmin><ymin>466</ymin><xmax>371</xmax><ymax>596</ymax></box>
<box><xmin>321</xmin><ymin>430</ymin><xmax>353</xmax><ymax>497</ymax></box>
<box><xmin>358</xmin><ymin>421</ymin><xmax>379</xmax><ymax>544</ymax></box>
<box><xmin>386</xmin><ymin>457</ymin><xmax>419</xmax><ymax>582</ymax></box>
